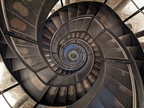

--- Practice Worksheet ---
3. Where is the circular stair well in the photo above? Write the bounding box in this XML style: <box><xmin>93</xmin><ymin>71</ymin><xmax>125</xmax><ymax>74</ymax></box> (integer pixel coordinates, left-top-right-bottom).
<box><xmin>0</xmin><ymin>0</ymin><xmax>144</xmax><ymax>108</ymax></box>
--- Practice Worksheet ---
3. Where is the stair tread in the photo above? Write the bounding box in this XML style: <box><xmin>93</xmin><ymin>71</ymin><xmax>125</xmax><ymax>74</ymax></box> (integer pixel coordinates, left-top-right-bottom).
<box><xmin>106</xmin><ymin>61</ymin><xmax>129</xmax><ymax>72</ymax></box>
<box><xmin>96</xmin><ymin>6</ymin><xmax>125</xmax><ymax>36</ymax></box>
<box><xmin>88</xmin><ymin>97</ymin><xmax>104</xmax><ymax>108</ymax></box>
<box><xmin>104</xmin><ymin>75</ymin><xmax>132</xmax><ymax>108</ymax></box>
<box><xmin>76</xmin><ymin>82</ymin><xmax>85</xmax><ymax>99</ymax></box>
<box><xmin>42</xmin><ymin>35</ymin><xmax>51</xmax><ymax>43</ymax></box>
<box><xmin>12</xmin><ymin>58</ymin><xmax>26</xmax><ymax>71</ymax></box>
<box><xmin>86</xmin><ymin>2</ymin><xmax>101</xmax><ymax>15</ymax></box>
<box><xmin>87</xmin><ymin>73</ymin><xmax>96</xmax><ymax>85</ymax></box>
<box><xmin>31</xmin><ymin>62</ymin><xmax>47</xmax><ymax>70</ymax></box>
<box><xmin>126</xmin><ymin>46</ymin><xmax>138</xmax><ymax>60</ymax></box>
<box><xmin>45</xmin><ymin>20</ymin><xmax>57</xmax><ymax>34</ymax></box>
<box><xmin>77</xmin><ymin>3</ymin><xmax>89</xmax><ymax>16</ymax></box>
<box><xmin>59</xmin><ymin>8</ymin><xmax>69</xmax><ymax>24</ymax></box>
<box><xmin>55</xmin><ymin>87</ymin><xmax>67</xmax><ymax>105</ymax></box>
<box><xmin>51</xmin><ymin>14</ymin><xmax>62</xmax><ymax>29</ymax></box>
<box><xmin>88</xmin><ymin>18</ymin><xmax>105</xmax><ymax>39</ymax></box>
<box><xmin>45</xmin><ymin>87</ymin><xmax>59</xmax><ymax>105</ymax></box>
<box><xmin>68</xmin><ymin>5</ymin><xmax>77</xmax><ymax>20</ymax></box>
<box><xmin>6</xmin><ymin>49</ymin><xmax>39</xmax><ymax>58</ymax></box>
<box><xmin>42</xmin><ymin>43</ymin><xmax>50</xmax><ymax>49</ymax></box>
<box><xmin>101</xmin><ymin>34</ymin><xmax>133</xmax><ymax>48</ymax></box>
<box><xmin>5</xmin><ymin>46</ymin><xmax>16</xmax><ymax>58</ymax></box>
<box><xmin>22</xmin><ymin>0</ymin><xmax>42</xmax><ymax>15</ymax></box>
<box><xmin>12</xmin><ymin>58</ymin><xmax>46</xmax><ymax>71</ymax></box>
<box><xmin>82</xmin><ymin>78</ymin><xmax>91</xmax><ymax>93</ymax></box>
<box><xmin>119</xmin><ymin>34</ymin><xmax>133</xmax><ymax>46</ymax></box>
<box><xmin>6</xmin><ymin>10</ymin><xmax>36</xmax><ymax>37</ymax></box>
<box><xmin>101</xmin><ymin>46</ymin><xmax>138</xmax><ymax>60</ymax></box>
<box><xmin>43</xmin><ymin>28</ymin><xmax>53</xmax><ymax>40</ymax></box>
<box><xmin>98</xmin><ymin>86</ymin><xmax>125</xmax><ymax>108</ymax></box>
<box><xmin>5</xmin><ymin>1</ymin><xmax>37</xmax><ymax>26</ymax></box>
<box><xmin>67</xmin><ymin>85</ymin><xmax>76</xmax><ymax>102</ymax></box>
<box><xmin>37</xmin><ymin>67</ymin><xmax>55</xmax><ymax>83</ymax></box>
<box><xmin>102</xmin><ymin>48</ymin><xmax>125</xmax><ymax>59</ymax></box>
<box><xmin>19</xmin><ymin>68</ymin><xmax>49</xmax><ymax>101</ymax></box>
<box><xmin>51</xmin><ymin>64</ymin><xmax>59</xmax><ymax>72</ymax></box>
<box><xmin>106</xmin><ymin>65</ymin><xmax>131</xmax><ymax>90</ymax></box>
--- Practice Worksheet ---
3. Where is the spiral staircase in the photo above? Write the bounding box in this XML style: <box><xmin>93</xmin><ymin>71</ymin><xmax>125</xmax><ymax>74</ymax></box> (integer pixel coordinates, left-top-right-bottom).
<box><xmin>0</xmin><ymin>0</ymin><xmax>144</xmax><ymax>108</ymax></box>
